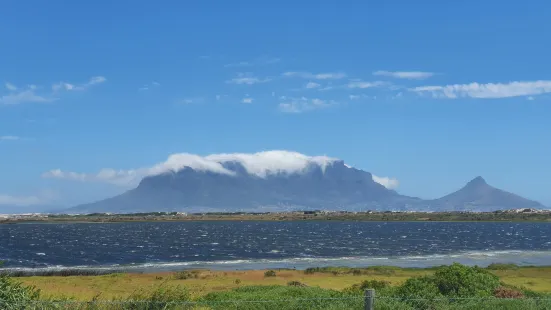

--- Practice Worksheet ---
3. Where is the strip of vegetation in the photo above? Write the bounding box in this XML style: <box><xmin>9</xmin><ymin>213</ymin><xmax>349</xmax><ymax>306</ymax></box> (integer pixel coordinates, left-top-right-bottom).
<box><xmin>2</xmin><ymin>263</ymin><xmax>551</xmax><ymax>309</ymax></box>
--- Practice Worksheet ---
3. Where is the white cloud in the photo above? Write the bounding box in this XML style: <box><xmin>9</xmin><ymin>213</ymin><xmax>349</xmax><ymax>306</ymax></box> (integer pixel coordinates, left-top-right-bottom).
<box><xmin>52</xmin><ymin>76</ymin><xmax>106</xmax><ymax>92</ymax></box>
<box><xmin>88</xmin><ymin>76</ymin><xmax>106</xmax><ymax>85</ymax></box>
<box><xmin>279</xmin><ymin>97</ymin><xmax>337</xmax><ymax>113</ymax></box>
<box><xmin>283</xmin><ymin>71</ymin><xmax>346</xmax><ymax>80</ymax></box>
<box><xmin>349</xmin><ymin>95</ymin><xmax>361</xmax><ymax>100</ymax></box>
<box><xmin>43</xmin><ymin>151</ymin><xmax>343</xmax><ymax>186</ymax></box>
<box><xmin>242</xmin><ymin>97</ymin><xmax>254</xmax><ymax>103</ymax></box>
<box><xmin>5</xmin><ymin>82</ymin><xmax>17</xmax><ymax>91</ymax></box>
<box><xmin>305</xmin><ymin>82</ymin><xmax>321</xmax><ymax>89</ymax></box>
<box><xmin>372</xmin><ymin>175</ymin><xmax>400</xmax><ymax>189</ymax></box>
<box><xmin>52</xmin><ymin>82</ymin><xmax>82</xmax><ymax>92</ymax></box>
<box><xmin>42</xmin><ymin>168</ymin><xmax>141</xmax><ymax>186</ymax></box>
<box><xmin>373</xmin><ymin>70</ymin><xmax>434</xmax><ymax>80</ymax></box>
<box><xmin>0</xmin><ymin>89</ymin><xmax>54</xmax><ymax>105</ymax></box>
<box><xmin>347</xmin><ymin>81</ymin><xmax>387</xmax><ymax>89</ymax></box>
<box><xmin>411</xmin><ymin>80</ymin><xmax>551</xmax><ymax>99</ymax></box>
<box><xmin>527</xmin><ymin>96</ymin><xmax>535</xmax><ymax>101</ymax></box>
<box><xmin>0</xmin><ymin>194</ymin><xmax>42</xmax><ymax>206</ymax></box>
<box><xmin>0</xmin><ymin>135</ymin><xmax>20</xmax><ymax>141</ymax></box>
<box><xmin>226</xmin><ymin>73</ymin><xmax>271</xmax><ymax>85</ymax></box>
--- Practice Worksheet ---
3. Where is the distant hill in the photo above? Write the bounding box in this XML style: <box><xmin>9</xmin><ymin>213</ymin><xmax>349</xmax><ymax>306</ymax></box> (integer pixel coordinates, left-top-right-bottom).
<box><xmin>430</xmin><ymin>176</ymin><xmax>544</xmax><ymax>211</ymax></box>
<box><xmin>62</xmin><ymin>151</ymin><xmax>545</xmax><ymax>214</ymax></box>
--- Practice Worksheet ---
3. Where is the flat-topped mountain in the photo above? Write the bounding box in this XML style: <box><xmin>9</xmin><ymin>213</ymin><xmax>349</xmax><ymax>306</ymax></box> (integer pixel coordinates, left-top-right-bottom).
<box><xmin>431</xmin><ymin>176</ymin><xmax>544</xmax><ymax>211</ymax></box>
<box><xmin>68</xmin><ymin>154</ymin><xmax>419</xmax><ymax>213</ymax></box>
<box><xmin>60</xmin><ymin>151</ymin><xmax>545</xmax><ymax>214</ymax></box>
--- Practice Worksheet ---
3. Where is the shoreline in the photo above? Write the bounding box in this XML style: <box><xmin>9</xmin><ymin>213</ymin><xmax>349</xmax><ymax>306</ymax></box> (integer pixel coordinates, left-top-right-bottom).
<box><xmin>3</xmin><ymin>249</ymin><xmax>551</xmax><ymax>275</ymax></box>
<box><xmin>2</xmin><ymin>210</ymin><xmax>551</xmax><ymax>224</ymax></box>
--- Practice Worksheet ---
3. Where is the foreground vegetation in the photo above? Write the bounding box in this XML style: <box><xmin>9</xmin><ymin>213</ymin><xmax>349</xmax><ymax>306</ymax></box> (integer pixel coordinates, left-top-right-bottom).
<box><xmin>2</xmin><ymin>210</ymin><xmax>551</xmax><ymax>224</ymax></box>
<box><xmin>3</xmin><ymin>264</ymin><xmax>551</xmax><ymax>309</ymax></box>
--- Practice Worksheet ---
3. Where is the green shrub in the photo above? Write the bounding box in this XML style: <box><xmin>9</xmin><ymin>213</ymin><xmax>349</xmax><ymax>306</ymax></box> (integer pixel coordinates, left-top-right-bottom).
<box><xmin>287</xmin><ymin>281</ymin><xmax>308</xmax><ymax>287</ymax></box>
<box><xmin>433</xmin><ymin>263</ymin><xmax>500</xmax><ymax>297</ymax></box>
<box><xmin>0</xmin><ymin>274</ymin><xmax>42</xmax><ymax>308</ymax></box>
<box><xmin>264</xmin><ymin>270</ymin><xmax>277</xmax><ymax>277</ymax></box>
<box><xmin>303</xmin><ymin>267</ymin><xmax>317</xmax><ymax>274</ymax></box>
<box><xmin>396</xmin><ymin>276</ymin><xmax>442</xmax><ymax>299</ymax></box>
<box><xmin>173</xmin><ymin>270</ymin><xmax>200</xmax><ymax>280</ymax></box>
<box><xmin>344</xmin><ymin>279</ymin><xmax>391</xmax><ymax>293</ymax></box>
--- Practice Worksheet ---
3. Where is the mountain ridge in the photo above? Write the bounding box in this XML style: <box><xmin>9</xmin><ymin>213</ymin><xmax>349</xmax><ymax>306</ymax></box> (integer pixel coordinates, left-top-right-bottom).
<box><xmin>65</xmin><ymin>160</ymin><xmax>545</xmax><ymax>214</ymax></box>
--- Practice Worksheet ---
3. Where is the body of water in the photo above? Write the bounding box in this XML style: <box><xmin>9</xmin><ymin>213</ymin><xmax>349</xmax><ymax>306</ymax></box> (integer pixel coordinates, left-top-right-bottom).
<box><xmin>1</xmin><ymin>221</ymin><xmax>551</xmax><ymax>272</ymax></box>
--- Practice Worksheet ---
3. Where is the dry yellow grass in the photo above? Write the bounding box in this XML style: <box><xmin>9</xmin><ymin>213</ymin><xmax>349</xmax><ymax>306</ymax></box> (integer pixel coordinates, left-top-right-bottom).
<box><xmin>17</xmin><ymin>267</ymin><xmax>551</xmax><ymax>301</ymax></box>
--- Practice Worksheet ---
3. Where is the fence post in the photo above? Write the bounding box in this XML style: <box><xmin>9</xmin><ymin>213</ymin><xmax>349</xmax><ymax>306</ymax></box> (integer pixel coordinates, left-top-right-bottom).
<box><xmin>364</xmin><ymin>289</ymin><xmax>375</xmax><ymax>310</ymax></box>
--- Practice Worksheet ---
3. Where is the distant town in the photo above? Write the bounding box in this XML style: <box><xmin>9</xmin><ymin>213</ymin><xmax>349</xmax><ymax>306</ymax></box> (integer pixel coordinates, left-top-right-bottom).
<box><xmin>1</xmin><ymin>208</ymin><xmax>550</xmax><ymax>224</ymax></box>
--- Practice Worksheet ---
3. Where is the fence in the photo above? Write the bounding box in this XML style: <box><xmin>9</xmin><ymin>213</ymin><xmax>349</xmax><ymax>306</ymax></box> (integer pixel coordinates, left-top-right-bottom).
<box><xmin>3</xmin><ymin>292</ymin><xmax>551</xmax><ymax>310</ymax></box>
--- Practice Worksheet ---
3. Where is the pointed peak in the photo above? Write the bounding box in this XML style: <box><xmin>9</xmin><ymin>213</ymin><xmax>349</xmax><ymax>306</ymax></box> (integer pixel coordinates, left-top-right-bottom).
<box><xmin>467</xmin><ymin>176</ymin><xmax>487</xmax><ymax>186</ymax></box>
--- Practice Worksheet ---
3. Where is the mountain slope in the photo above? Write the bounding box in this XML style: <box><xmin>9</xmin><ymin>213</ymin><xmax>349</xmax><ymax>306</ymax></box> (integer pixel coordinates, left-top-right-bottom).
<box><xmin>66</xmin><ymin>160</ymin><xmax>418</xmax><ymax>213</ymax></box>
<box><xmin>431</xmin><ymin>176</ymin><xmax>544</xmax><ymax>211</ymax></box>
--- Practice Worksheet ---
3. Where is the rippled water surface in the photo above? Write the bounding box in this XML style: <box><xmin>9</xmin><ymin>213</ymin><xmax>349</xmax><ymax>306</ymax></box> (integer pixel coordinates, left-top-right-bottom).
<box><xmin>1</xmin><ymin>221</ymin><xmax>551</xmax><ymax>271</ymax></box>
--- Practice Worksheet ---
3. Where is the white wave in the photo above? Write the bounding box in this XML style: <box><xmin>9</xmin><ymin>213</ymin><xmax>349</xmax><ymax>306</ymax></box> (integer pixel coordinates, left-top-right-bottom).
<box><xmin>3</xmin><ymin>250</ymin><xmax>551</xmax><ymax>273</ymax></box>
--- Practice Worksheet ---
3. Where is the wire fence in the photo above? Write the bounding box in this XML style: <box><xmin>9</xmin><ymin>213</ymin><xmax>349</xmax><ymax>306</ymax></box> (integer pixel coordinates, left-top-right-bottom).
<box><xmin>3</xmin><ymin>296</ymin><xmax>551</xmax><ymax>310</ymax></box>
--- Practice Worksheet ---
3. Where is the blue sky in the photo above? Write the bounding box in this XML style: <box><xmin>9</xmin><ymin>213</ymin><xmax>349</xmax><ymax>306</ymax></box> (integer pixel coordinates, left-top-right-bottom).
<box><xmin>1</xmin><ymin>0</ymin><xmax>550</xmax><ymax>211</ymax></box>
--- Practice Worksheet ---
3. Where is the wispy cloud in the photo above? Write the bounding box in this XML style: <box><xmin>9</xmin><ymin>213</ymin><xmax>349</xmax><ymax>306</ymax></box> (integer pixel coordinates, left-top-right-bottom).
<box><xmin>139</xmin><ymin>81</ymin><xmax>161</xmax><ymax>91</ymax></box>
<box><xmin>278</xmin><ymin>97</ymin><xmax>337</xmax><ymax>113</ymax></box>
<box><xmin>224</xmin><ymin>57</ymin><xmax>280</xmax><ymax>68</ymax></box>
<box><xmin>373</xmin><ymin>70</ymin><xmax>435</xmax><ymax>80</ymax></box>
<box><xmin>5</xmin><ymin>83</ymin><xmax>17</xmax><ymax>91</ymax></box>
<box><xmin>305</xmin><ymin>82</ymin><xmax>321</xmax><ymax>89</ymax></box>
<box><xmin>347</xmin><ymin>80</ymin><xmax>387</xmax><ymax>89</ymax></box>
<box><xmin>178</xmin><ymin>97</ymin><xmax>205</xmax><ymax>104</ymax></box>
<box><xmin>42</xmin><ymin>169</ymin><xmax>140</xmax><ymax>186</ymax></box>
<box><xmin>0</xmin><ymin>87</ymin><xmax>54</xmax><ymax>105</ymax></box>
<box><xmin>226</xmin><ymin>73</ymin><xmax>271</xmax><ymax>85</ymax></box>
<box><xmin>372</xmin><ymin>175</ymin><xmax>399</xmax><ymax>189</ymax></box>
<box><xmin>283</xmin><ymin>71</ymin><xmax>346</xmax><ymax>80</ymax></box>
<box><xmin>410</xmin><ymin>80</ymin><xmax>551</xmax><ymax>99</ymax></box>
<box><xmin>242</xmin><ymin>97</ymin><xmax>254</xmax><ymax>104</ymax></box>
<box><xmin>52</xmin><ymin>76</ymin><xmax>106</xmax><ymax>92</ymax></box>
<box><xmin>0</xmin><ymin>135</ymin><xmax>20</xmax><ymax>141</ymax></box>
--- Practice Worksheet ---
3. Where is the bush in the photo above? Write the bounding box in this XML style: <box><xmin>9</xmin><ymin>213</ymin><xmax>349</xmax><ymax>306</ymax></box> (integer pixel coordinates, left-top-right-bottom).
<box><xmin>0</xmin><ymin>274</ymin><xmax>43</xmax><ymax>309</ymax></box>
<box><xmin>396</xmin><ymin>276</ymin><xmax>442</xmax><ymax>299</ymax></box>
<box><xmin>344</xmin><ymin>279</ymin><xmax>391</xmax><ymax>293</ymax></box>
<box><xmin>264</xmin><ymin>270</ymin><xmax>276</xmax><ymax>277</ymax></box>
<box><xmin>433</xmin><ymin>263</ymin><xmax>500</xmax><ymax>297</ymax></box>
<box><xmin>173</xmin><ymin>270</ymin><xmax>200</xmax><ymax>280</ymax></box>
<box><xmin>287</xmin><ymin>281</ymin><xmax>308</xmax><ymax>287</ymax></box>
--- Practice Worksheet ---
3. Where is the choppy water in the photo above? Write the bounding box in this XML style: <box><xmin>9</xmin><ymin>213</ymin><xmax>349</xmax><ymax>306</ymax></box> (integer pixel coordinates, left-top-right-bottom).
<box><xmin>1</xmin><ymin>221</ymin><xmax>551</xmax><ymax>272</ymax></box>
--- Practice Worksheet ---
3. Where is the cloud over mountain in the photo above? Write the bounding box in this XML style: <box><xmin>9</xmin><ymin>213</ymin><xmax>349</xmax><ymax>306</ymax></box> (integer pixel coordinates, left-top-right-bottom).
<box><xmin>42</xmin><ymin>150</ymin><xmax>397</xmax><ymax>188</ymax></box>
